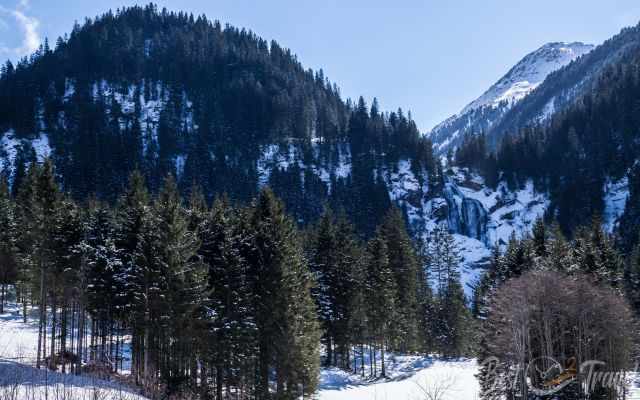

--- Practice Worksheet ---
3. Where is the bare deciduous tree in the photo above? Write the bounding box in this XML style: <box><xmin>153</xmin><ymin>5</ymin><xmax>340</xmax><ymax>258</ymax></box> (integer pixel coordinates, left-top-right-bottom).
<box><xmin>482</xmin><ymin>270</ymin><xmax>636</xmax><ymax>399</ymax></box>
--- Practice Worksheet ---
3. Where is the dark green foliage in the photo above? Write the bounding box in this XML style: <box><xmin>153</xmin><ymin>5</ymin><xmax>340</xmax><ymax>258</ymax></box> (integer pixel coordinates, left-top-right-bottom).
<box><xmin>0</xmin><ymin>177</ymin><xmax>17</xmax><ymax>312</ymax></box>
<box><xmin>425</xmin><ymin>225</ymin><xmax>471</xmax><ymax>357</ymax></box>
<box><xmin>0</xmin><ymin>5</ymin><xmax>434</xmax><ymax>231</ymax></box>
<box><xmin>248</xmin><ymin>188</ymin><xmax>321</xmax><ymax>399</ymax></box>
<box><xmin>307</xmin><ymin>208</ymin><xmax>360</xmax><ymax>368</ymax></box>
<box><xmin>377</xmin><ymin>207</ymin><xmax>424</xmax><ymax>353</ymax></box>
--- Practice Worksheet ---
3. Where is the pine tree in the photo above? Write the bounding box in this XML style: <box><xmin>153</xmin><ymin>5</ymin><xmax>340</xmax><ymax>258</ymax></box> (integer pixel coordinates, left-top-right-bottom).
<box><xmin>364</xmin><ymin>233</ymin><xmax>397</xmax><ymax>377</ymax></box>
<box><xmin>437</xmin><ymin>276</ymin><xmax>471</xmax><ymax>358</ymax></box>
<box><xmin>625</xmin><ymin>241</ymin><xmax>640</xmax><ymax>315</ymax></box>
<box><xmin>200</xmin><ymin>196</ymin><xmax>256</xmax><ymax>399</ymax></box>
<box><xmin>377</xmin><ymin>206</ymin><xmax>422</xmax><ymax>353</ymax></box>
<box><xmin>14</xmin><ymin>162</ymin><xmax>40</xmax><ymax>323</ymax></box>
<box><xmin>572</xmin><ymin>219</ymin><xmax>622</xmax><ymax>287</ymax></box>
<box><xmin>498</xmin><ymin>233</ymin><xmax>533</xmax><ymax>282</ymax></box>
<box><xmin>428</xmin><ymin>224</ymin><xmax>461</xmax><ymax>292</ymax></box>
<box><xmin>152</xmin><ymin>175</ymin><xmax>205</xmax><ymax>394</ymax></box>
<box><xmin>0</xmin><ymin>176</ymin><xmax>17</xmax><ymax>313</ymax></box>
<box><xmin>426</xmin><ymin>225</ymin><xmax>470</xmax><ymax>357</ymax></box>
<box><xmin>531</xmin><ymin>217</ymin><xmax>548</xmax><ymax>258</ymax></box>
<box><xmin>113</xmin><ymin>170</ymin><xmax>151</xmax><ymax>384</ymax></box>
<box><xmin>34</xmin><ymin>160</ymin><xmax>62</xmax><ymax>369</ymax></box>
<box><xmin>84</xmin><ymin>200</ymin><xmax>123</xmax><ymax>372</ymax></box>
<box><xmin>307</xmin><ymin>208</ymin><xmax>360</xmax><ymax>368</ymax></box>
<box><xmin>248</xmin><ymin>188</ymin><xmax>321</xmax><ymax>399</ymax></box>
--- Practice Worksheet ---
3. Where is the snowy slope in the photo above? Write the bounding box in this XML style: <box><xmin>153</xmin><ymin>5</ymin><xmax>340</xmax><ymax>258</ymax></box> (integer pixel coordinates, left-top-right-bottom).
<box><xmin>429</xmin><ymin>42</ymin><xmax>593</xmax><ymax>154</ymax></box>
<box><xmin>1</xmin><ymin>130</ymin><xmax>52</xmax><ymax>178</ymax></box>
<box><xmin>461</xmin><ymin>42</ymin><xmax>593</xmax><ymax>114</ymax></box>
<box><xmin>255</xmin><ymin>141</ymin><xmax>550</xmax><ymax>298</ymax></box>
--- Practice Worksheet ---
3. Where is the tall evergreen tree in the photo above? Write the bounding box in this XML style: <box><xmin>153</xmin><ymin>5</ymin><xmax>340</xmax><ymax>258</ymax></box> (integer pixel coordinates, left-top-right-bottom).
<box><xmin>378</xmin><ymin>206</ymin><xmax>423</xmax><ymax>353</ymax></box>
<box><xmin>248</xmin><ymin>188</ymin><xmax>321</xmax><ymax>399</ymax></box>
<box><xmin>0</xmin><ymin>176</ymin><xmax>17</xmax><ymax>313</ymax></box>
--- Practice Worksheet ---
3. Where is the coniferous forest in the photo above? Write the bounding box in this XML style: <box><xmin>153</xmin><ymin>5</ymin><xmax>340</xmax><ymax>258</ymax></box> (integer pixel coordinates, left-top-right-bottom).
<box><xmin>2</xmin><ymin>3</ymin><xmax>640</xmax><ymax>400</ymax></box>
<box><xmin>0</xmin><ymin>160</ymin><xmax>473</xmax><ymax>399</ymax></box>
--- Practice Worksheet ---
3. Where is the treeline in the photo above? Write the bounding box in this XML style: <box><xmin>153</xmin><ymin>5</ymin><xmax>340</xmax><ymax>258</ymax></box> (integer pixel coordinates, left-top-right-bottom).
<box><xmin>454</xmin><ymin>43</ymin><xmax>640</xmax><ymax>240</ymax></box>
<box><xmin>0</xmin><ymin>159</ymin><xmax>471</xmax><ymax>399</ymax></box>
<box><xmin>474</xmin><ymin>218</ymin><xmax>638</xmax><ymax>399</ymax></box>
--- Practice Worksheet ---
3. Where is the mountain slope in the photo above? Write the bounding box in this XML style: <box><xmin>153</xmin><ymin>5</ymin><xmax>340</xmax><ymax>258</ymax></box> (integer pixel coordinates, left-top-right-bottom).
<box><xmin>430</xmin><ymin>42</ymin><xmax>593</xmax><ymax>153</ymax></box>
<box><xmin>0</xmin><ymin>4</ymin><xmax>438</xmax><ymax>239</ymax></box>
<box><xmin>433</xmin><ymin>23</ymin><xmax>640</xmax><ymax>155</ymax></box>
<box><xmin>490</xmin><ymin>23</ymin><xmax>640</xmax><ymax>146</ymax></box>
<box><xmin>463</xmin><ymin>42</ymin><xmax>593</xmax><ymax>114</ymax></box>
<box><xmin>0</xmin><ymin>5</ymin><xmax>635</xmax><ymax>288</ymax></box>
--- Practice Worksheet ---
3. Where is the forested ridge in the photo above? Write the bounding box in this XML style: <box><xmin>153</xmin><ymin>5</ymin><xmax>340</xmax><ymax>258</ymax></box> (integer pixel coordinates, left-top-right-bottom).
<box><xmin>0</xmin><ymin>3</ymin><xmax>436</xmax><ymax>238</ymax></box>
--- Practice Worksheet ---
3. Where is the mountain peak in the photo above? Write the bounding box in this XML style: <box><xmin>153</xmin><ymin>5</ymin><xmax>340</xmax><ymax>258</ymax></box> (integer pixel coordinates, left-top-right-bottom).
<box><xmin>458</xmin><ymin>41</ymin><xmax>594</xmax><ymax>116</ymax></box>
<box><xmin>428</xmin><ymin>41</ymin><xmax>594</xmax><ymax>154</ymax></box>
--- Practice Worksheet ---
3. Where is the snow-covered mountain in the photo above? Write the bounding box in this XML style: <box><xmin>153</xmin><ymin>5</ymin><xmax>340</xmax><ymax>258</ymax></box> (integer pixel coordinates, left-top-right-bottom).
<box><xmin>430</xmin><ymin>42</ymin><xmax>593</xmax><ymax>154</ymax></box>
<box><xmin>462</xmin><ymin>42</ymin><xmax>593</xmax><ymax>114</ymax></box>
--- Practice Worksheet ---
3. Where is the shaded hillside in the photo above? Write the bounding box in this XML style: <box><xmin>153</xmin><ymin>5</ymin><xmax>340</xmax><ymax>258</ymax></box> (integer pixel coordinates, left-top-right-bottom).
<box><xmin>0</xmin><ymin>4</ymin><xmax>436</xmax><ymax>236</ymax></box>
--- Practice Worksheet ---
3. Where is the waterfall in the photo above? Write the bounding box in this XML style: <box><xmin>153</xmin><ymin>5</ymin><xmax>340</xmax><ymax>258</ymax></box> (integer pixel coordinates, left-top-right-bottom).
<box><xmin>443</xmin><ymin>181</ymin><xmax>489</xmax><ymax>244</ymax></box>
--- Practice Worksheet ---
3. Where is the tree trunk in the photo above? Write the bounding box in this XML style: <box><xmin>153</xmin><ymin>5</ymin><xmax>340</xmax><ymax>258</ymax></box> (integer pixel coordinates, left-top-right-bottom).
<box><xmin>360</xmin><ymin>344</ymin><xmax>365</xmax><ymax>377</ymax></box>
<box><xmin>22</xmin><ymin>289</ymin><xmax>27</xmax><ymax>324</ymax></box>
<box><xmin>61</xmin><ymin>303</ymin><xmax>67</xmax><ymax>373</ymax></box>
<box><xmin>36</xmin><ymin>265</ymin><xmax>45</xmax><ymax>369</ymax></box>
<box><xmin>258</xmin><ymin>338</ymin><xmax>270</xmax><ymax>400</ymax></box>
<box><xmin>326</xmin><ymin>335</ymin><xmax>333</xmax><ymax>368</ymax></box>
<box><xmin>0</xmin><ymin>283</ymin><xmax>5</xmax><ymax>314</ymax></box>
<box><xmin>77</xmin><ymin>306</ymin><xmax>84</xmax><ymax>375</ymax></box>
<box><xmin>50</xmin><ymin>292</ymin><xmax>57</xmax><ymax>370</ymax></box>
<box><xmin>381</xmin><ymin>341</ymin><xmax>386</xmax><ymax>378</ymax></box>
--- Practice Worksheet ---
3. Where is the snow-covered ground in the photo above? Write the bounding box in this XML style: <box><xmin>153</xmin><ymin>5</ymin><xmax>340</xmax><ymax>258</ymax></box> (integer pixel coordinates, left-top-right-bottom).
<box><xmin>0</xmin><ymin>302</ymin><xmax>145</xmax><ymax>400</ymax></box>
<box><xmin>318</xmin><ymin>355</ymin><xmax>479</xmax><ymax>400</ymax></box>
<box><xmin>0</xmin><ymin>360</ymin><xmax>146</xmax><ymax>400</ymax></box>
<box><xmin>5</xmin><ymin>301</ymin><xmax>640</xmax><ymax>399</ymax></box>
<box><xmin>2</xmin><ymin>299</ymin><xmax>481</xmax><ymax>400</ymax></box>
<box><xmin>0</xmin><ymin>301</ymin><xmax>132</xmax><ymax>374</ymax></box>
<box><xmin>0</xmin><ymin>304</ymin><xmax>40</xmax><ymax>364</ymax></box>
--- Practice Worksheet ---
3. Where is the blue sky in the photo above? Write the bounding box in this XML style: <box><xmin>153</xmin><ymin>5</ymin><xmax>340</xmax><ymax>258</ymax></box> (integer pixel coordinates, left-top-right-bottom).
<box><xmin>1</xmin><ymin>0</ymin><xmax>639</xmax><ymax>131</ymax></box>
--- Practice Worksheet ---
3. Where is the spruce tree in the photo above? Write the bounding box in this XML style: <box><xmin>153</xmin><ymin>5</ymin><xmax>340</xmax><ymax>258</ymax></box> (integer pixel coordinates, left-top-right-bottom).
<box><xmin>307</xmin><ymin>207</ymin><xmax>360</xmax><ymax>368</ymax></box>
<box><xmin>364</xmin><ymin>233</ymin><xmax>397</xmax><ymax>377</ymax></box>
<box><xmin>248</xmin><ymin>188</ymin><xmax>321</xmax><ymax>399</ymax></box>
<box><xmin>0</xmin><ymin>176</ymin><xmax>17</xmax><ymax>313</ymax></box>
<box><xmin>426</xmin><ymin>225</ymin><xmax>470</xmax><ymax>357</ymax></box>
<box><xmin>200</xmin><ymin>196</ymin><xmax>256</xmax><ymax>399</ymax></box>
<box><xmin>113</xmin><ymin>170</ymin><xmax>151</xmax><ymax>384</ymax></box>
<box><xmin>153</xmin><ymin>175</ymin><xmax>205</xmax><ymax>394</ymax></box>
<box><xmin>378</xmin><ymin>206</ymin><xmax>422</xmax><ymax>353</ymax></box>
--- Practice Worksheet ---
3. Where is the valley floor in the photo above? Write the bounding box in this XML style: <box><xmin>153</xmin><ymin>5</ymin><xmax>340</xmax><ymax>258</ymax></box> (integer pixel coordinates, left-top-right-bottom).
<box><xmin>1</xmin><ymin>301</ymin><xmax>481</xmax><ymax>399</ymax></box>
<box><xmin>7</xmin><ymin>301</ymin><xmax>639</xmax><ymax>400</ymax></box>
<box><xmin>318</xmin><ymin>356</ymin><xmax>479</xmax><ymax>400</ymax></box>
<box><xmin>0</xmin><ymin>303</ymin><xmax>143</xmax><ymax>400</ymax></box>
